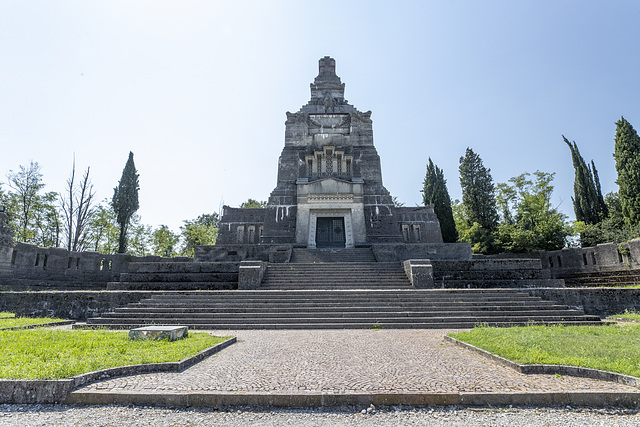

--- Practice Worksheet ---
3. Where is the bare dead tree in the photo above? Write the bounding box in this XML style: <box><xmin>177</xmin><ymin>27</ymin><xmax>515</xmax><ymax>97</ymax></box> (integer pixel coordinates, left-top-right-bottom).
<box><xmin>61</xmin><ymin>158</ymin><xmax>96</xmax><ymax>252</ymax></box>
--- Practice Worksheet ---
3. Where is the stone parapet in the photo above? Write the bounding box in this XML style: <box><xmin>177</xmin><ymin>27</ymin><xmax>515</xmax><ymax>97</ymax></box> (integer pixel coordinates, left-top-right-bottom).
<box><xmin>372</xmin><ymin>243</ymin><xmax>472</xmax><ymax>262</ymax></box>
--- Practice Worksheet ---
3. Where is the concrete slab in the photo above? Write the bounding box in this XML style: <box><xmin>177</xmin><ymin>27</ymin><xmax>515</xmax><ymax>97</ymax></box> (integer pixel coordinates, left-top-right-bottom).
<box><xmin>129</xmin><ymin>326</ymin><xmax>188</xmax><ymax>341</ymax></box>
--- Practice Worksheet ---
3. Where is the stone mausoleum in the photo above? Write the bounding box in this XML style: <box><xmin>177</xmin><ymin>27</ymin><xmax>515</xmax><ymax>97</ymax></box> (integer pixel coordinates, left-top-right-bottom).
<box><xmin>218</xmin><ymin>57</ymin><xmax>441</xmax><ymax>249</ymax></box>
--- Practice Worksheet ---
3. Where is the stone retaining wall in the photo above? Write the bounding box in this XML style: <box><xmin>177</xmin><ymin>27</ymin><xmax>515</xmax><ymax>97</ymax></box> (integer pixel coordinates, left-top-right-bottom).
<box><xmin>0</xmin><ymin>291</ymin><xmax>158</xmax><ymax>321</ymax></box>
<box><xmin>527</xmin><ymin>288</ymin><xmax>640</xmax><ymax>317</ymax></box>
<box><xmin>3</xmin><ymin>288</ymin><xmax>640</xmax><ymax>321</ymax></box>
<box><xmin>0</xmin><ymin>241</ymin><xmax>194</xmax><ymax>290</ymax></box>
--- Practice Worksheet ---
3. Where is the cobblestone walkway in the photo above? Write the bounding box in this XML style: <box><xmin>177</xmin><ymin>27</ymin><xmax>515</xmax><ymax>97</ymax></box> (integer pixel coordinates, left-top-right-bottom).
<box><xmin>78</xmin><ymin>329</ymin><xmax>636</xmax><ymax>394</ymax></box>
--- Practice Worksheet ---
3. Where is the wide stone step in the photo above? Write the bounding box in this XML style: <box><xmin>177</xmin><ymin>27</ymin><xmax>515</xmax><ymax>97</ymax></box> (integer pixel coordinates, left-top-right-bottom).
<box><xmin>108</xmin><ymin>304</ymin><xmax>571</xmax><ymax>315</ymax></box>
<box><xmin>433</xmin><ymin>270</ymin><xmax>550</xmax><ymax>280</ymax></box>
<box><xmin>126</xmin><ymin>262</ymin><xmax>239</xmax><ymax>273</ymax></box>
<box><xmin>119</xmin><ymin>272</ymin><xmax>238</xmax><ymax>282</ymax></box>
<box><xmin>134</xmin><ymin>295</ymin><xmax>548</xmax><ymax>304</ymax></box>
<box><xmin>85</xmin><ymin>314</ymin><xmax>601</xmax><ymax>328</ymax></box>
<box><xmin>107</xmin><ymin>282</ymin><xmax>237</xmax><ymax>290</ymax></box>
<box><xmin>87</xmin><ymin>313</ymin><xmax>598</xmax><ymax>324</ymax></box>
<box><xmin>98</xmin><ymin>309</ymin><xmax>586</xmax><ymax>319</ymax></box>
<box><xmin>79</xmin><ymin>320</ymin><xmax>604</xmax><ymax>330</ymax></box>
<box><xmin>438</xmin><ymin>279</ymin><xmax>565</xmax><ymax>288</ymax></box>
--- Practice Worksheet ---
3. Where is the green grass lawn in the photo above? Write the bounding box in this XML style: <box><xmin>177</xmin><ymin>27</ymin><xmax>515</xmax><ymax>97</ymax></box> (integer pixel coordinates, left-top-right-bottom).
<box><xmin>611</xmin><ymin>310</ymin><xmax>640</xmax><ymax>320</ymax></box>
<box><xmin>0</xmin><ymin>329</ymin><xmax>229</xmax><ymax>379</ymax></box>
<box><xmin>449</xmin><ymin>323</ymin><xmax>640</xmax><ymax>378</ymax></box>
<box><xmin>0</xmin><ymin>312</ymin><xmax>68</xmax><ymax>329</ymax></box>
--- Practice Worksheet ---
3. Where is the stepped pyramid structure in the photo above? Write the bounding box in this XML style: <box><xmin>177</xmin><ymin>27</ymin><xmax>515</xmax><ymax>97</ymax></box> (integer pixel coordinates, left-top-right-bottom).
<box><xmin>82</xmin><ymin>57</ymin><xmax>602</xmax><ymax>329</ymax></box>
<box><xmin>217</xmin><ymin>56</ymin><xmax>442</xmax><ymax>248</ymax></box>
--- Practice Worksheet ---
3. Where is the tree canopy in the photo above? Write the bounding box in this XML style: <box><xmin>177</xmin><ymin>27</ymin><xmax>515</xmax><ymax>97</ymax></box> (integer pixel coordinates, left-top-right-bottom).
<box><xmin>111</xmin><ymin>152</ymin><xmax>140</xmax><ymax>253</ymax></box>
<box><xmin>240</xmin><ymin>199</ymin><xmax>267</xmax><ymax>208</ymax></box>
<box><xmin>458</xmin><ymin>148</ymin><xmax>499</xmax><ymax>253</ymax></box>
<box><xmin>422</xmin><ymin>158</ymin><xmax>456</xmax><ymax>243</ymax></box>
<box><xmin>495</xmin><ymin>171</ymin><xmax>571</xmax><ymax>252</ymax></box>
<box><xmin>614</xmin><ymin>117</ymin><xmax>640</xmax><ymax>226</ymax></box>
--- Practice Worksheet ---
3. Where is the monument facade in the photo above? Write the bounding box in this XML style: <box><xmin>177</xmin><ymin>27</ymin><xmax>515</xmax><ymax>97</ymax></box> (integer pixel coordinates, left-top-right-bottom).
<box><xmin>217</xmin><ymin>57</ymin><xmax>442</xmax><ymax>248</ymax></box>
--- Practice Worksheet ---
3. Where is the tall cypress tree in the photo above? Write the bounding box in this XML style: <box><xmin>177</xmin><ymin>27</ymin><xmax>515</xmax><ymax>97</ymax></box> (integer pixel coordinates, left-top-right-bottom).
<box><xmin>614</xmin><ymin>117</ymin><xmax>640</xmax><ymax>226</ymax></box>
<box><xmin>459</xmin><ymin>148</ymin><xmax>498</xmax><ymax>231</ymax></box>
<box><xmin>422</xmin><ymin>158</ymin><xmax>457</xmax><ymax>243</ymax></box>
<box><xmin>112</xmin><ymin>152</ymin><xmax>140</xmax><ymax>253</ymax></box>
<box><xmin>591</xmin><ymin>160</ymin><xmax>608</xmax><ymax>220</ymax></box>
<box><xmin>563</xmin><ymin>136</ymin><xmax>606</xmax><ymax>224</ymax></box>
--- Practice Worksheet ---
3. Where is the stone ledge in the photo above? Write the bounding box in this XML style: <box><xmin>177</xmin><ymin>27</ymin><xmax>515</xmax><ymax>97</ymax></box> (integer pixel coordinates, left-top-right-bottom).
<box><xmin>65</xmin><ymin>390</ymin><xmax>640</xmax><ymax>408</ymax></box>
<box><xmin>0</xmin><ymin>336</ymin><xmax>236</xmax><ymax>404</ymax></box>
<box><xmin>0</xmin><ymin>320</ymin><xmax>75</xmax><ymax>331</ymax></box>
<box><xmin>444</xmin><ymin>335</ymin><xmax>640</xmax><ymax>387</ymax></box>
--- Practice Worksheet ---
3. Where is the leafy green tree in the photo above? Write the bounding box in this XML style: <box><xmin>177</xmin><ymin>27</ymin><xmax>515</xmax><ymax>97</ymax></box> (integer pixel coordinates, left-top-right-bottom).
<box><xmin>240</xmin><ymin>199</ymin><xmax>267</xmax><ymax>208</ymax></box>
<box><xmin>180</xmin><ymin>213</ymin><xmax>219</xmax><ymax>257</ymax></box>
<box><xmin>495</xmin><ymin>171</ymin><xmax>571</xmax><ymax>252</ymax></box>
<box><xmin>458</xmin><ymin>148</ymin><xmax>498</xmax><ymax>253</ymax></box>
<box><xmin>33</xmin><ymin>191</ymin><xmax>61</xmax><ymax>248</ymax></box>
<box><xmin>111</xmin><ymin>152</ymin><xmax>140</xmax><ymax>253</ymax></box>
<box><xmin>563</xmin><ymin>136</ymin><xmax>607</xmax><ymax>224</ymax></box>
<box><xmin>5</xmin><ymin>161</ymin><xmax>61</xmax><ymax>246</ymax></box>
<box><xmin>576</xmin><ymin>192</ymin><xmax>640</xmax><ymax>247</ymax></box>
<box><xmin>614</xmin><ymin>117</ymin><xmax>640</xmax><ymax>226</ymax></box>
<box><xmin>126</xmin><ymin>214</ymin><xmax>152</xmax><ymax>256</ymax></box>
<box><xmin>87</xmin><ymin>200</ymin><xmax>119</xmax><ymax>253</ymax></box>
<box><xmin>151</xmin><ymin>225</ymin><xmax>180</xmax><ymax>257</ymax></box>
<box><xmin>422</xmin><ymin>158</ymin><xmax>457</xmax><ymax>243</ymax></box>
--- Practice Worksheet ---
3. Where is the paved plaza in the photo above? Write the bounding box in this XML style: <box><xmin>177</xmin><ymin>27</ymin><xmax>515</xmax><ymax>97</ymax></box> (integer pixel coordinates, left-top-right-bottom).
<box><xmin>74</xmin><ymin>329</ymin><xmax>636</xmax><ymax>398</ymax></box>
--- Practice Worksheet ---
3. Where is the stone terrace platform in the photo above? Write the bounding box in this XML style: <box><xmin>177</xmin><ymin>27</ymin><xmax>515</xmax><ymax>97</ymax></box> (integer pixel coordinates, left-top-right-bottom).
<box><xmin>69</xmin><ymin>329</ymin><xmax>640</xmax><ymax>407</ymax></box>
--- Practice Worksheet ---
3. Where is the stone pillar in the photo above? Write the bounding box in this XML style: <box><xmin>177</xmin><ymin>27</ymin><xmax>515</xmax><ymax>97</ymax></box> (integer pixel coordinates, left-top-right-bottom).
<box><xmin>238</xmin><ymin>261</ymin><xmax>267</xmax><ymax>290</ymax></box>
<box><xmin>403</xmin><ymin>259</ymin><xmax>434</xmax><ymax>289</ymax></box>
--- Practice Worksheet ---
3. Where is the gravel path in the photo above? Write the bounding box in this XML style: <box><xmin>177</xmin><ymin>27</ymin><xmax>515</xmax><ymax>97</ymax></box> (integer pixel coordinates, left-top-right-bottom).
<box><xmin>2</xmin><ymin>404</ymin><xmax>640</xmax><ymax>426</ymax></box>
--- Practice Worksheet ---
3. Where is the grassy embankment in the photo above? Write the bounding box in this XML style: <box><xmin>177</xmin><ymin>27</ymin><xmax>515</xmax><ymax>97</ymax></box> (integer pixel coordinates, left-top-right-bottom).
<box><xmin>449</xmin><ymin>323</ymin><xmax>640</xmax><ymax>378</ymax></box>
<box><xmin>0</xmin><ymin>313</ymin><xmax>229</xmax><ymax>379</ymax></box>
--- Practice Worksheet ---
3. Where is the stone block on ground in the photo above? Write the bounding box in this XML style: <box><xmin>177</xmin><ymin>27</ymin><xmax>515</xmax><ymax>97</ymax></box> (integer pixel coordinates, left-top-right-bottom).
<box><xmin>129</xmin><ymin>325</ymin><xmax>188</xmax><ymax>341</ymax></box>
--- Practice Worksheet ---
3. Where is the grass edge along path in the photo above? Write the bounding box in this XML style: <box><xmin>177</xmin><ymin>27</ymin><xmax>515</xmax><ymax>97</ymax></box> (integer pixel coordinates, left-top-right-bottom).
<box><xmin>0</xmin><ymin>329</ymin><xmax>230</xmax><ymax>380</ymax></box>
<box><xmin>449</xmin><ymin>323</ymin><xmax>640</xmax><ymax>379</ymax></box>
<box><xmin>610</xmin><ymin>310</ymin><xmax>640</xmax><ymax>321</ymax></box>
<box><xmin>0</xmin><ymin>312</ymin><xmax>69</xmax><ymax>329</ymax></box>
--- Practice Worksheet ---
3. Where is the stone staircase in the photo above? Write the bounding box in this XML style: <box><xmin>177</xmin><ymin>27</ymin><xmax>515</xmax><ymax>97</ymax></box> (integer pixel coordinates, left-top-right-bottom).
<box><xmin>261</xmin><ymin>262</ymin><xmax>411</xmax><ymax>290</ymax></box>
<box><xmin>81</xmin><ymin>248</ymin><xmax>603</xmax><ymax>329</ymax></box>
<box><xmin>82</xmin><ymin>289</ymin><xmax>601</xmax><ymax>330</ymax></box>
<box><xmin>561</xmin><ymin>268</ymin><xmax>640</xmax><ymax>287</ymax></box>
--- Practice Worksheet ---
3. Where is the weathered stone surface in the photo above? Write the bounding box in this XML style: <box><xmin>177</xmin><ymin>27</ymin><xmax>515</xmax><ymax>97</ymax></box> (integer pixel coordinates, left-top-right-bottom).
<box><xmin>237</xmin><ymin>261</ymin><xmax>266</xmax><ymax>290</ymax></box>
<box><xmin>129</xmin><ymin>326</ymin><xmax>188</xmax><ymax>341</ymax></box>
<box><xmin>403</xmin><ymin>259</ymin><xmax>435</xmax><ymax>289</ymax></box>
<box><xmin>217</xmin><ymin>57</ymin><xmax>443</xmax><ymax>248</ymax></box>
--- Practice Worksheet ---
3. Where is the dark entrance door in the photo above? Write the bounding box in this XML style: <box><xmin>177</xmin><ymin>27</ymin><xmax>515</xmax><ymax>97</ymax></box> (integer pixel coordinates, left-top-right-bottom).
<box><xmin>315</xmin><ymin>217</ymin><xmax>346</xmax><ymax>248</ymax></box>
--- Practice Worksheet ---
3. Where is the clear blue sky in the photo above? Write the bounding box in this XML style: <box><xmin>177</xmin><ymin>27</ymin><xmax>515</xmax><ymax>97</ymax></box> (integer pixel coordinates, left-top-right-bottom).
<box><xmin>2</xmin><ymin>1</ymin><xmax>639</xmax><ymax>233</ymax></box>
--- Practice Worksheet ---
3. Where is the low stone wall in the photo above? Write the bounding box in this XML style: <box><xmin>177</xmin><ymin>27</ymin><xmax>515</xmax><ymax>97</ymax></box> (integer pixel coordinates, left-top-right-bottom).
<box><xmin>194</xmin><ymin>244</ymin><xmax>292</xmax><ymax>263</ymax></box>
<box><xmin>0</xmin><ymin>241</ymin><xmax>193</xmax><ymax>290</ymax></box>
<box><xmin>0</xmin><ymin>291</ymin><xmax>158</xmax><ymax>321</ymax></box>
<box><xmin>493</xmin><ymin>239</ymin><xmax>640</xmax><ymax>277</ymax></box>
<box><xmin>372</xmin><ymin>243</ymin><xmax>472</xmax><ymax>262</ymax></box>
<box><xmin>529</xmin><ymin>288</ymin><xmax>640</xmax><ymax>317</ymax></box>
<box><xmin>4</xmin><ymin>288</ymin><xmax>639</xmax><ymax>321</ymax></box>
